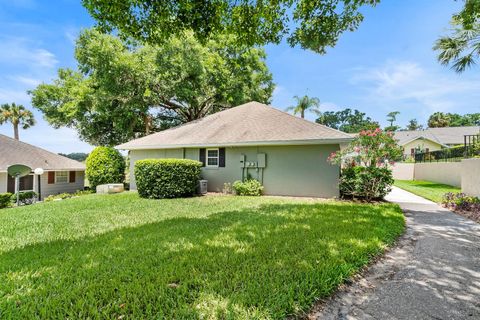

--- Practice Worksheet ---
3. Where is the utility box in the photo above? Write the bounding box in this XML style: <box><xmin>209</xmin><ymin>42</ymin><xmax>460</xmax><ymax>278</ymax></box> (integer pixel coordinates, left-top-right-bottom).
<box><xmin>240</xmin><ymin>154</ymin><xmax>246</xmax><ymax>167</ymax></box>
<box><xmin>199</xmin><ymin>180</ymin><xmax>208</xmax><ymax>194</ymax></box>
<box><xmin>257</xmin><ymin>153</ymin><xmax>266</xmax><ymax>168</ymax></box>
<box><xmin>96</xmin><ymin>184</ymin><xmax>124</xmax><ymax>194</ymax></box>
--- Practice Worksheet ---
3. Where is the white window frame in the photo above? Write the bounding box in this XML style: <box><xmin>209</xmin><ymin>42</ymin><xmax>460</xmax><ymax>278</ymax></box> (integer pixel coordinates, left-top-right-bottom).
<box><xmin>206</xmin><ymin>148</ymin><xmax>219</xmax><ymax>167</ymax></box>
<box><xmin>55</xmin><ymin>171</ymin><xmax>68</xmax><ymax>184</ymax></box>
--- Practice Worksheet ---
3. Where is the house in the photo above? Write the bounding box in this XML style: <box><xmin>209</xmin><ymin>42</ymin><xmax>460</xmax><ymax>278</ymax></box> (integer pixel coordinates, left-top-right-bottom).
<box><xmin>117</xmin><ymin>101</ymin><xmax>353</xmax><ymax>197</ymax></box>
<box><xmin>394</xmin><ymin>126</ymin><xmax>480</xmax><ymax>157</ymax></box>
<box><xmin>0</xmin><ymin>134</ymin><xmax>86</xmax><ymax>199</ymax></box>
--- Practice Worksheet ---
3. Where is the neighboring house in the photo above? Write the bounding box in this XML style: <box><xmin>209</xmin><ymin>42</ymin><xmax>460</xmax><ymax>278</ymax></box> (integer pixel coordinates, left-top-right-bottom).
<box><xmin>0</xmin><ymin>134</ymin><xmax>86</xmax><ymax>199</ymax></box>
<box><xmin>117</xmin><ymin>101</ymin><xmax>353</xmax><ymax>197</ymax></box>
<box><xmin>394</xmin><ymin>126</ymin><xmax>480</xmax><ymax>157</ymax></box>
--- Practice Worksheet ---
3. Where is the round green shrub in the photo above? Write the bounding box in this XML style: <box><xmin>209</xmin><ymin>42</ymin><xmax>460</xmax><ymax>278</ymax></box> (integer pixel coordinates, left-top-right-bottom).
<box><xmin>339</xmin><ymin>166</ymin><xmax>393</xmax><ymax>201</ymax></box>
<box><xmin>232</xmin><ymin>179</ymin><xmax>263</xmax><ymax>196</ymax></box>
<box><xmin>86</xmin><ymin>147</ymin><xmax>126</xmax><ymax>191</ymax></box>
<box><xmin>134</xmin><ymin>159</ymin><xmax>202</xmax><ymax>199</ymax></box>
<box><xmin>0</xmin><ymin>192</ymin><xmax>12</xmax><ymax>209</ymax></box>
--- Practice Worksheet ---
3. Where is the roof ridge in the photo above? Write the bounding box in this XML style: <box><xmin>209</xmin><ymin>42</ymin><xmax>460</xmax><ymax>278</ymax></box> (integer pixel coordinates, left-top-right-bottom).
<box><xmin>264</xmin><ymin>104</ymin><xmax>353</xmax><ymax>138</ymax></box>
<box><xmin>0</xmin><ymin>133</ymin><xmax>84</xmax><ymax>165</ymax></box>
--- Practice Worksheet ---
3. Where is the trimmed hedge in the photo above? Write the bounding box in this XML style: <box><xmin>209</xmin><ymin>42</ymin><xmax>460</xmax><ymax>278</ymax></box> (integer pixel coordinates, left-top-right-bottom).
<box><xmin>86</xmin><ymin>147</ymin><xmax>126</xmax><ymax>191</ymax></box>
<box><xmin>134</xmin><ymin>159</ymin><xmax>202</xmax><ymax>199</ymax></box>
<box><xmin>0</xmin><ymin>193</ymin><xmax>12</xmax><ymax>209</ymax></box>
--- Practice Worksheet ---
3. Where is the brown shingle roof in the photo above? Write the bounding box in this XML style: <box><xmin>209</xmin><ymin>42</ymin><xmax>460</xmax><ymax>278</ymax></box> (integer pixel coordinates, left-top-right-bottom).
<box><xmin>117</xmin><ymin>101</ymin><xmax>353</xmax><ymax>150</ymax></box>
<box><xmin>0</xmin><ymin>134</ymin><xmax>86</xmax><ymax>172</ymax></box>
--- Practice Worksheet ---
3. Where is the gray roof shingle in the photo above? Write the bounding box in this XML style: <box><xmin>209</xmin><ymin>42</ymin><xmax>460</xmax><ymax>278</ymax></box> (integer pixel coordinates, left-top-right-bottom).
<box><xmin>0</xmin><ymin>134</ymin><xmax>86</xmax><ymax>171</ymax></box>
<box><xmin>117</xmin><ymin>101</ymin><xmax>353</xmax><ymax>150</ymax></box>
<box><xmin>394</xmin><ymin>126</ymin><xmax>480</xmax><ymax>146</ymax></box>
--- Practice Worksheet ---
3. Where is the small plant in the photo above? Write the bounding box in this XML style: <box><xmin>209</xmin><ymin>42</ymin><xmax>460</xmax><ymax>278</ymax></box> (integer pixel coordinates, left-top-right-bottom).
<box><xmin>0</xmin><ymin>193</ymin><xmax>12</xmax><ymax>209</ymax></box>
<box><xmin>442</xmin><ymin>192</ymin><xmax>480</xmax><ymax>212</ymax></box>
<box><xmin>232</xmin><ymin>179</ymin><xmax>264</xmax><ymax>196</ymax></box>
<box><xmin>134</xmin><ymin>159</ymin><xmax>202</xmax><ymax>199</ymax></box>
<box><xmin>12</xmin><ymin>191</ymin><xmax>37</xmax><ymax>206</ymax></box>
<box><xmin>222</xmin><ymin>182</ymin><xmax>233</xmax><ymax>194</ymax></box>
<box><xmin>86</xmin><ymin>146</ymin><xmax>126</xmax><ymax>191</ymax></box>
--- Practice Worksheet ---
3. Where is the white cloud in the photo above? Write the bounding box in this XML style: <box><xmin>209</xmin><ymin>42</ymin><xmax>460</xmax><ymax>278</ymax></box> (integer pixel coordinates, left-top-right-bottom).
<box><xmin>351</xmin><ymin>60</ymin><xmax>480</xmax><ymax>113</ymax></box>
<box><xmin>9</xmin><ymin>75</ymin><xmax>42</xmax><ymax>87</ymax></box>
<box><xmin>0</xmin><ymin>37</ymin><xmax>58</xmax><ymax>69</ymax></box>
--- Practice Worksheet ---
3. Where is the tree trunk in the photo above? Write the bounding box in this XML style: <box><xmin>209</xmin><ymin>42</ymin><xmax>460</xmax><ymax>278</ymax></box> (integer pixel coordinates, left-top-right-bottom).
<box><xmin>13</xmin><ymin>123</ymin><xmax>19</xmax><ymax>140</ymax></box>
<box><xmin>301</xmin><ymin>109</ymin><xmax>305</xmax><ymax>119</ymax></box>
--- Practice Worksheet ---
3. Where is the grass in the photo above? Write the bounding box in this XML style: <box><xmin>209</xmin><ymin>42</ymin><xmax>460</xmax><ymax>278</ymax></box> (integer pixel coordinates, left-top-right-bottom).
<box><xmin>0</xmin><ymin>193</ymin><xmax>404</xmax><ymax>319</ymax></box>
<box><xmin>394</xmin><ymin>180</ymin><xmax>461</xmax><ymax>203</ymax></box>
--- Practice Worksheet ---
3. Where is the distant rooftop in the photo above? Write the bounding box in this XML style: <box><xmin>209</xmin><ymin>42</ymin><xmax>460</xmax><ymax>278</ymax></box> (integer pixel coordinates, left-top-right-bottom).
<box><xmin>394</xmin><ymin>126</ymin><xmax>480</xmax><ymax>146</ymax></box>
<box><xmin>0</xmin><ymin>134</ymin><xmax>85</xmax><ymax>172</ymax></box>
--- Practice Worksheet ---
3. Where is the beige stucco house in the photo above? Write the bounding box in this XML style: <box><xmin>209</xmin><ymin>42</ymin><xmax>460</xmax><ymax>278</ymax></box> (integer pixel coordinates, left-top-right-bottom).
<box><xmin>0</xmin><ymin>134</ymin><xmax>86</xmax><ymax>200</ymax></box>
<box><xmin>394</xmin><ymin>126</ymin><xmax>480</xmax><ymax>158</ymax></box>
<box><xmin>117</xmin><ymin>101</ymin><xmax>353</xmax><ymax>197</ymax></box>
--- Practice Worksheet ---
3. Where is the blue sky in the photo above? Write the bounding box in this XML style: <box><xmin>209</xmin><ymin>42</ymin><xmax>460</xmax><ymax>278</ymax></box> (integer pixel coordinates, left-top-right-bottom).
<box><xmin>0</xmin><ymin>0</ymin><xmax>479</xmax><ymax>153</ymax></box>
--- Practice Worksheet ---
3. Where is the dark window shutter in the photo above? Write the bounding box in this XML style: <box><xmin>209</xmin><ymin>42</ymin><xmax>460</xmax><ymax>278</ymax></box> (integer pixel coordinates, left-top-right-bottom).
<box><xmin>48</xmin><ymin>172</ymin><xmax>55</xmax><ymax>184</ymax></box>
<box><xmin>219</xmin><ymin>148</ymin><xmax>226</xmax><ymax>167</ymax></box>
<box><xmin>199</xmin><ymin>148</ymin><xmax>206</xmax><ymax>167</ymax></box>
<box><xmin>69</xmin><ymin>171</ymin><xmax>76</xmax><ymax>183</ymax></box>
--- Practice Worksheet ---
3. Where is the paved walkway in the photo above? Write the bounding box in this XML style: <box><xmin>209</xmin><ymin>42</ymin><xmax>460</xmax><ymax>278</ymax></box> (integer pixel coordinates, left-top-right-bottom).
<box><xmin>311</xmin><ymin>187</ymin><xmax>480</xmax><ymax>320</ymax></box>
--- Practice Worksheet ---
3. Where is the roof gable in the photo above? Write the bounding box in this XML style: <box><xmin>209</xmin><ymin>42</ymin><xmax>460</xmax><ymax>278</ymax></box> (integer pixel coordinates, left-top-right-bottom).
<box><xmin>0</xmin><ymin>134</ymin><xmax>86</xmax><ymax>171</ymax></box>
<box><xmin>394</xmin><ymin>126</ymin><xmax>480</xmax><ymax>146</ymax></box>
<box><xmin>117</xmin><ymin>101</ymin><xmax>352</xmax><ymax>149</ymax></box>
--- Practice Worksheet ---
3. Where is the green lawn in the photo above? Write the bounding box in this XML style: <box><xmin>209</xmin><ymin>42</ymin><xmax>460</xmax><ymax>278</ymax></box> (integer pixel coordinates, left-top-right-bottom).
<box><xmin>394</xmin><ymin>180</ymin><xmax>461</xmax><ymax>203</ymax></box>
<box><xmin>0</xmin><ymin>193</ymin><xmax>404</xmax><ymax>319</ymax></box>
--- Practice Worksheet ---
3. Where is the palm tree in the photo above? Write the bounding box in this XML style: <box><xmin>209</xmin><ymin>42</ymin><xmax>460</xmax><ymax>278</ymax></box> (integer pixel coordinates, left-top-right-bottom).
<box><xmin>434</xmin><ymin>5</ymin><xmax>480</xmax><ymax>73</ymax></box>
<box><xmin>427</xmin><ymin>112</ymin><xmax>451</xmax><ymax>128</ymax></box>
<box><xmin>0</xmin><ymin>103</ymin><xmax>36</xmax><ymax>140</ymax></box>
<box><xmin>285</xmin><ymin>95</ymin><xmax>320</xmax><ymax>119</ymax></box>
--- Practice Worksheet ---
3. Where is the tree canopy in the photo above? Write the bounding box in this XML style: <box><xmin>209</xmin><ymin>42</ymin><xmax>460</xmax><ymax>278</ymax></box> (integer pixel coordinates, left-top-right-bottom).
<box><xmin>316</xmin><ymin>108</ymin><xmax>379</xmax><ymax>133</ymax></box>
<box><xmin>434</xmin><ymin>0</ymin><xmax>480</xmax><ymax>72</ymax></box>
<box><xmin>30</xmin><ymin>29</ymin><xmax>274</xmax><ymax>146</ymax></box>
<box><xmin>384</xmin><ymin>111</ymin><xmax>400</xmax><ymax>132</ymax></box>
<box><xmin>427</xmin><ymin>111</ymin><xmax>480</xmax><ymax>128</ymax></box>
<box><xmin>405</xmin><ymin>119</ymin><xmax>423</xmax><ymax>131</ymax></box>
<box><xmin>81</xmin><ymin>0</ymin><xmax>379</xmax><ymax>54</ymax></box>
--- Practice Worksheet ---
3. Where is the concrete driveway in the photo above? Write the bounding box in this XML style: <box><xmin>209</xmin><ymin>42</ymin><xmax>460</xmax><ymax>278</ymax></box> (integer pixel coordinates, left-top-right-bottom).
<box><xmin>311</xmin><ymin>187</ymin><xmax>480</xmax><ymax>319</ymax></box>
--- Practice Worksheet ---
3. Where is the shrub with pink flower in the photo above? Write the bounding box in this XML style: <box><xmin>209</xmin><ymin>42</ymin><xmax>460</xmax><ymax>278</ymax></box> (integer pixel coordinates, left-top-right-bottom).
<box><xmin>329</xmin><ymin>128</ymin><xmax>403</xmax><ymax>168</ymax></box>
<box><xmin>329</xmin><ymin>128</ymin><xmax>403</xmax><ymax>201</ymax></box>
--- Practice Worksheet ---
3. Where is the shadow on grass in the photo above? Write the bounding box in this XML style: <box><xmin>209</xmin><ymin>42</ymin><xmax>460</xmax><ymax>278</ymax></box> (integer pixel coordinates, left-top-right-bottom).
<box><xmin>0</xmin><ymin>203</ymin><xmax>404</xmax><ymax>319</ymax></box>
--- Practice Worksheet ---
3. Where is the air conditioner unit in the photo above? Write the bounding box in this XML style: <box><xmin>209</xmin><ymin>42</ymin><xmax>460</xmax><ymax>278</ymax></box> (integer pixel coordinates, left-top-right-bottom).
<box><xmin>199</xmin><ymin>180</ymin><xmax>208</xmax><ymax>194</ymax></box>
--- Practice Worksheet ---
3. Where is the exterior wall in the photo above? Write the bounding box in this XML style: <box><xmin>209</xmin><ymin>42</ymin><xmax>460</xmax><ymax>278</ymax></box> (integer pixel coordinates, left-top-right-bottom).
<box><xmin>461</xmin><ymin>158</ymin><xmax>480</xmax><ymax>197</ymax></box>
<box><xmin>392</xmin><ymin>163</ymin><xmax>414</xmax><ymax>180</ymax></box>
<box><xmin>129</xmin><ymin>144</ymin><xmax>341</xmax><ymax>198</ymax></box>
<box><xmin>413</xmin><ymin>162</ymin><xmax>462</xmax><ymax>187</ymax></box>
<box><xmin>402</xmin><ymin>139</ymin><xmax>443</xmax><ymax>157</ymax></box>
<box><xmin>39</xmin><ymin>171</ymin><xmax>85</xmax><ymax>199</ymax></box>
<box><xmin>0</xmin><ymin>172</ymin><xmax>6</xmax><ymax>193</ymax></box>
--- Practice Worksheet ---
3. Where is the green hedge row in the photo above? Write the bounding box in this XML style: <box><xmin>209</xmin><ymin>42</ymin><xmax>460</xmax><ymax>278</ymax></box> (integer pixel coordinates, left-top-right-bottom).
<box><xmin>134</xmin><ymin>159</ymin><xmax>202</xmax><ymax>199</ymax></box>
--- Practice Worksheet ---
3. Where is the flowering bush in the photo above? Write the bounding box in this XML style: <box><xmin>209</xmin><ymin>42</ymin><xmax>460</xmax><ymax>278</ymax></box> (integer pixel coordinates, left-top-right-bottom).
<box><xmin>328</xmin><ymin>128</ymin><xmax>403</xmax><ymax>168</ymax></box>
<box><xmin>340</xmin><ymin>166</ymin><xmax>394</xmax><ymax>201</ymax></box>
<box><xmin>329</xmin><ymin>128</ymin><xmax>402</xmax><ymax>201</ymax></box>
